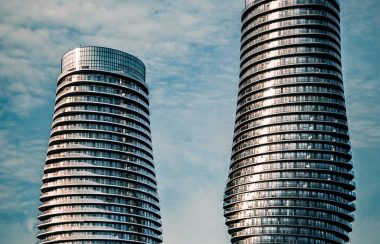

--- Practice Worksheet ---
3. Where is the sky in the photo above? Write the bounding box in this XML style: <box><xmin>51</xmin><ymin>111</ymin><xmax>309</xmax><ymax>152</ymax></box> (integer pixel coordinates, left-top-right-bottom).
<box><xmin>0</xmin><ymin>0</ymin><xmax>379</xmax><ymax>243</ymax></box>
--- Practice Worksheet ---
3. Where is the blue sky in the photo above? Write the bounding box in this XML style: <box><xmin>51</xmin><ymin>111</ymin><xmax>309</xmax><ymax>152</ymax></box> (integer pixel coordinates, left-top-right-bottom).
<box><xmin>0</xmin><ymin>0</ymin><xmax>379</xmax><ymax>243</ymax></box>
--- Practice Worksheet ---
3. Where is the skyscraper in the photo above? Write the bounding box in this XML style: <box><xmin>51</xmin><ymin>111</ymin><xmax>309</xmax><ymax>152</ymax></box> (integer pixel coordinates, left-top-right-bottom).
<box><xmin>37</xmin><ymin>46</ymin><xmax>163</xmax><ymax>243</ymax></box>
<box><xmin>224</xmin><ymin>0</ymin><xmax>355</xmax><ymax>243</ymax></box>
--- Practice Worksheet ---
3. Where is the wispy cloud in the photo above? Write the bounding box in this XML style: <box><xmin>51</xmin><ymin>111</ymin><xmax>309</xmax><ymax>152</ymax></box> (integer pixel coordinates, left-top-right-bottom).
<box><xmin>0</xmin><ymin>0</ymin><xmax>240</xmax><ymax>116</ymax></box>
<box><xmin>0</xmin><ymin>0</ymin><xmax>240</xmax><ymax>243</ymax></box>
<box><xmin>341</xmin><ymin>0</ymin><xmax>380</xmax><ymax>149</ymax></box>
<box><xmin>0</xmin><ymin>130</ymin><xmax>44</xmax><ymax>243</ymax></box>
<box><xmin>340</xmin><ymin>1</ymin><xmax>380</xmax><ymax>244</ymax></box>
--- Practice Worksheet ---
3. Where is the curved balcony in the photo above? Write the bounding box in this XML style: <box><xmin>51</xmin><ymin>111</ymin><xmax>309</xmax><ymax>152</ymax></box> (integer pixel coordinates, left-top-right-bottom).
<box><xmin>239</xmin><ymin>66</ymin><xmax>343</xmax><ymax>91</ymax></box>
<box><xmin>234</xmin><ymin>114</ymin><xmax>349</xmax><ymax>137</ymax></box>
<box><xmin>38</xmin><ymin>207</ymin><xmax>162</xmax><ymax>225</ymax></box>
<box><xmin>37</xmin><ymin>225</ymin><xmax>161</xmax><ymax>242</ymax></box>
<box><xmin>233</xmin><ymin>131</ymin><xmax>349</xmax><ymax>148</ymax></box>
<box><xmin>241</xmin><ymin>46</ymin><xmax>341</xmax><ymax>74</ymax></box>
<box><xmin>40</xmin><ymin>188</ymin><xmax>159</xmax><ymax>206</ymax></box>
<box><xmin>240</xmin><ymin>30</ymin><xmax>341</xmax><ymax>59</ymax></box>
<box><xmin>51</xmin><ymin>117</ymin><xmax>152</xmax><ymax>138</ymax></box>
<box><xmin>239</xmin><ymin>84</ymin><xmax>344</xmax><ymax>104</ymax></box>
<box><xmin>240</xmin><ymin>36</ymin><xmax>341</xmax><ymax>63</ymax></box>
<box><xmin>242</xmin><ymin>0</ymin><xmax>340</xmax><ymax>27</ymax></box>
<box><xmin>234</xmin><ymin>106</ymin><xmax>348</xmax><ymax>130</ymax></box>
<box><xmin>229</xmin><ymin>149</ymin><xmax>352</xmax><ymax>171</ymax></box>
<box><xmin>53</xmin><ymin>105</ymin><xmax>150</xmax><ymax>129</ymax></box>
<box><xmin>47</xmin><ymin>140</ymin><xmax>153</xmax><ymax>160</ymax></box>
<box><xmin>241</xmin><ymin>8</ymin><xmax>340</xmax><ymax>38</ymax></box>
<box><xmin>41</xmin><ymin>177</ymin><xmax>158</xmax><ymax>195</ymax></box>
<box><xmin>238</xmin><ymin>76</ymin><xmax>344</xmax><ymax>99</ymax></box>
<box><xmin>230</xmin><ymin>226</ymin><xmax>346</xmax><ymax>244</ymax></box>
<box><xmin>49</xmin><ymin>131</ymin><xmax>153</xmax><ymax>150</ymax></box>
<box><xmin>39</xmin><ymin>197</ymin><xmax>161</xmax><ymax>217</ymax></box>
<box><xmin>225</xmin><ymin>199</ymin><xmax>354</xmax><ymax>222</ymax></box>
<box><xmin>55</xmin><ymin>86</ymin><xmax>149</xmax><ymax>108</ymax></box>
<box><xmin>56</xmin><ymin>75</ymin><xmax>149</xmax><ymax>101</ymax></box>
<box><xmin>37</xmin><ymin>215</ymin><xmax>162</xmax><ymax>233</ymax></box>
<box><xmin>224</xmin><ymin>189</ymin><xmax>355</xmax><ymax>211</ymax></box>
<box><xmin>240</xmin><ymin>56</ymin><xmax>342</xmax><ymax>83</ymax></box>
<box><xmin>43</xmin><ymin>161</ymin><xmax>157</xmax><ymax>182</ymax></box>
<box><xmin>236</xmin><ymin>97</ymin><xmax>346</xmax><ymax>120</ymax></box>
<box><xmin>241</xmin><ymin>18</ymin><xmax>341</xmax><ymax>49</ymax></box>
<box><xmin>45</xmin><ymin>152</ymin><xmax>155</xmax><ymax>174</ymax></box>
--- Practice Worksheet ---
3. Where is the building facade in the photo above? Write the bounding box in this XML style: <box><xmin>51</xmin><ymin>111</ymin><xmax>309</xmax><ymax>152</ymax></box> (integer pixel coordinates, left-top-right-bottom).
<box><xmin>224</xmin><ymin>0</ymin><xmax>355</xmax><ymax>243</ymax></box>
<box><xmin>37</xmin><ymin>46</ymin><xmax>163</xmax><ymax>243</ymax></box>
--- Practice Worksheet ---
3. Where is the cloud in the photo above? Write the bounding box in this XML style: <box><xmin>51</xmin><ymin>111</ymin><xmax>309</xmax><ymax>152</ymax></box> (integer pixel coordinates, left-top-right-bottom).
<box><xmin>0</xmin><ymin>129</ymin><xmax>44</xmax><ymax>243</ymax></box>
<box><xmin>0</xmin><ymin>0</ymin><xmax>240</xmax><ymax>116</ymax></box>
<box><xmin>344</xmin><ymin>77</ymin><xmax>380</xmax><ymax>148</ymax></box>
<box><xmin>340</xmin><ymin>0</ymin><xmax>380</xmax><ymax>149</ymax></box>
<box><xmin>0</xmin><ymin>0</ymin><xmax>241</xmax><ymax>243</ymax></box>
<box><xmin>0</xmin><ymin>130</ymin><xmax>46</xmax><ymax>183</ymax></box>
<box><xmin>340</xmin><ymin>2</ymin><xmax>380</xmax><ymax>244</ymax></box>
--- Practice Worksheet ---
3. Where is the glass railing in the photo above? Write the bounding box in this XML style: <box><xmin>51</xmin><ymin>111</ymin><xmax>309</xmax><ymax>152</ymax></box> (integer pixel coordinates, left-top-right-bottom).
<box><xmin>236</xmin><ymin>97</ymin><xmax>346</xmax><ymax>118</ymax></box>
<box><xmin>224</xmin><ymin>189</ymin><xmax>354</xmax><ymax>209</ymax></box>
<box><xmin>228</xmin><ymin>161</ymin><xmax>353</xmax><ymax>178</ymax></box>
<box><xmin>47</xmin><ymin>141</ymin><xmax>153</xmax><ymax>159</ymax></box>
<box><xmin>243</xmin><ymin>0</ymin><xmax>340</xmax><ymax>27</ymax></box>
<box><xmin>53</xmin><ymin>105</ymin><xmax>150</xmax><ymax>128</ymax></box>
<box><xmin>241</xmin><ymin>46</ymin><xmax>341</xmax><ymax>72</ymax></box>
<box><xmin>240</xmin><ymin>55</ymin><xmax>342</xmax><ymax>82</ymax></box>
<box><xmin>49</xmin><ymin>132</ymin><xmax>152</xmax><ymax>149</ymax></box>
<box><xmin>241</xmin><ymin>7</ymin><xmax>339</xmax><ymax>37</ymax></box>
<box><xmin>241</xmin><ymin>18</ymin><xmax>340</xmax><ymax>48</ymax></box>
<box><xmin>57</xmin><ymin>73</ymin><xmax>148</xmax><ymax>99</ymax></box>
<box><xmin>238</xmin><ymin>85</ymin><xmax>344</xmax><ymax>106</ymax></box>
<box><xmin>40</xmin><ymin>187</ymin><xmax>159</xmax><ymax>205</ymax></box>
<box><xmin>230</xmin><ymin>151</ymin><xmax>351</xmax><ymax>172</ymax></box>
<box><xmin>46</xmin><ymin>150</ymin><xmax>154</xmax><ymax>168</ymax></box>
<box><xmin>43</xmin><ymin>160</ymin><xmax>157</xmax><ymax>181</ymax></box>
<box><xmin>226</xmin><ymin>172</ymin><xmax>355</xmax><ymax>191</ymax></box>
<box><xmin>240</xmin><ymin>66</ymin><xmax>343</xmax><ymax>89</ymax></box>
<box><xmin>41</xmin><ymin>177</ymin><xmax>157</xmax><ymax>192</ymax></box>
<box><xmin>240</xmin><ymin>36</ymin><xmax>340</xmax><ymax>63</ymax></box>
<box><xmin>224</xmin><ymin>198</ymin><xmax>354</xmax><ymax>219</ymax></box>
<box><xmin>55</xmin><ymin>94</ymin><xmax>149</xmax><ymax>116</ymax></box>
<box><xmin>40</xmin><ymin>207</ymin><xmax>161</xmax><ymax>223</ymax></box>
<box><xmin>51</xmin><ymin>116</ymin><xmax>152</xmax><ymax>137</ymax></box>
<box><xmin>231</xmin><ymin>225</ymin><xmax>345</xmax><ymax>243</ymax></box>
<box><xmin>39</xmin><ymin>197</ymin><xmax>161</xmax><ymax>214</ymax></box>
<box><xmin>238</xmin><ymin>76</ymin><xmax>343</xmax><ymax>98</ymax></box>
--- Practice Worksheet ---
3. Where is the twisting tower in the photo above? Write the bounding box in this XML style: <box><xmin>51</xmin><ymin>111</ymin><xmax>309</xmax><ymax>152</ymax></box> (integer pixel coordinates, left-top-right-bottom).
<box><xmin>224</xmin><ymin>1</ymin><xmax>355</xmax><ymax>243</ymax></box>
<box><xmin>37</xmin><ymin>46</ymin><xmax>163</xmax><ymax>243</ymax></box>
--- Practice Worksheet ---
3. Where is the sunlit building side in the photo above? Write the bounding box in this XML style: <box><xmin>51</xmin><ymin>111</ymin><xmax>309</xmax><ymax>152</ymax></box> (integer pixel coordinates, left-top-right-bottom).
<box><xmin>37</xmin><ymin>46</ymin><xmax>163</xmax><ymax>243</ymax></box>
<box><xmin>224</xmin><ymin>0</ymin><xmax>355</xmax><ymax>243</ymax></box>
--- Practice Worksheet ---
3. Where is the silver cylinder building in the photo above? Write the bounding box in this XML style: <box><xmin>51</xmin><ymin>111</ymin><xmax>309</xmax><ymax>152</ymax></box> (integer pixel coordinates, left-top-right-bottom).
<box><xmin>37</xmin><ymin>46</ymin><xmax>163</xmax><ymax>243</ymax></box>
<box><xmin>224</xmin><ymin>0</ymin><xmax>355</xmax><ymax>243</ymax></box>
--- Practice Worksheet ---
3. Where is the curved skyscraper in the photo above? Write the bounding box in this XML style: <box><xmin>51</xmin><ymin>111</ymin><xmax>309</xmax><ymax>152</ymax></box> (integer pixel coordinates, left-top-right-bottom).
<box><xmin>37</xmin><ymin>46</ymin><xmax>163</xmax><ymax>243</ymax></box>
<box><xmin>224</xmin><ymin>0</ymin><xmax>355</xmax><ymax>243</ymax></box>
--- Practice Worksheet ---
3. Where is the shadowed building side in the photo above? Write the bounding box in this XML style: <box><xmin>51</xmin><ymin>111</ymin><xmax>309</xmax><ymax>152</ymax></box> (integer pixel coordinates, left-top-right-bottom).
<box><xmin>224</xmin><ymin>0</ymin><xmax>355</xmax><ymax>243</ymax></box>
<box><xmin>37</xmin><ymin>46</ymin><xmax>163</xmax><ymax>243</ymax></box>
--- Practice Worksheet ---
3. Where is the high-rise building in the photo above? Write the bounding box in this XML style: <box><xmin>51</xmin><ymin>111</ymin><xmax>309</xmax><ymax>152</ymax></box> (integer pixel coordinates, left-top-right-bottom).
<box><xmin>37</xmin><ymin>46</ymin><xmax>163</xmax><ymax>243</ymax></box>
<box><xmin>224</xmin><ymin>0</ymin><xmax>355</xmax><ymax>243</ymax></box>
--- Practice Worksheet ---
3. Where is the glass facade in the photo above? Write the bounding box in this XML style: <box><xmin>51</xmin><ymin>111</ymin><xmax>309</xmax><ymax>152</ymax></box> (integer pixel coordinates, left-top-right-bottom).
<box><xmin>37</xmin><ymin>47</ymin><xmax>163</xmax><ymax>243</ymax></box>
<box><xmin>224</xmin><ymin>0</ymin><xmax>355</xmax><ymax>243</ymax></box>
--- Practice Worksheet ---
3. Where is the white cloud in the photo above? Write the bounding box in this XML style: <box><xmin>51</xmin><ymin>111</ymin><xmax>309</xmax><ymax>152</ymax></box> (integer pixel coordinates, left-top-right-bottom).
<box><xmin>0</xmin><ymin>130</ymin><xmax>46</xmax><ymax>183</ymax></box>
<box><xmin>0</xmin><ymin>0</ymin><xmax>240</xmax><ymax>116</ymax></box>
<box><xmin>0</xmin><ymin>0</ymin><xmax>241</xmax><ymax>243</ymax></box>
